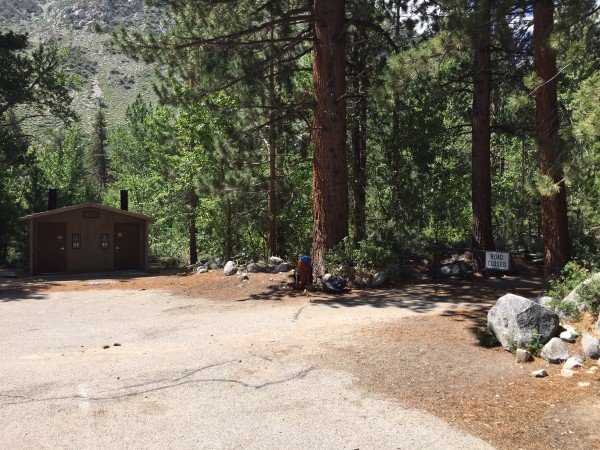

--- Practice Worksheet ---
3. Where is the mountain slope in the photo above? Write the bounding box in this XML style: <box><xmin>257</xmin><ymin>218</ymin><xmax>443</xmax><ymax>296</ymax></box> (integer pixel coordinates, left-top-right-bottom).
<box><xmin>1</xmin><ymin>0</ymin><xmax>162</xmax><ymax>132</ymax></box>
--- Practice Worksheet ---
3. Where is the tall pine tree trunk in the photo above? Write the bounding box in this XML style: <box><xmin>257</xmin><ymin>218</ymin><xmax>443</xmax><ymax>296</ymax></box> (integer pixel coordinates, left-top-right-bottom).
<box><xmin>471</xmin><ymin>0</ymin><xmax>495</xmax><ymax>258</ymax></box>
<box><xmin>312</xmin><ymin>0</ymin><xmax>348</xmax><ymax>277</ymax></box>
<box><xmin>351</xmin><ymin>69</ymin><xmax>368</xmax><ymax>243</ymax></box>
<box><xmin>267</xmin><ymin>6</ymin><xmax>277</xmax><ymax>257</ymax></box>
<box><xmin>533</xmin><ymin>0</ymin><xmax>570</xmax><ymax>279</ymax></box>
<box><xmin>188</xmin><ymin>74</ymin><xmax>198</xmax><ymax>265</ymax></box>
<box><xmin>189</xmin><ymin>186</ymin><xmax>198</xmax><ymax>264</ymax></box>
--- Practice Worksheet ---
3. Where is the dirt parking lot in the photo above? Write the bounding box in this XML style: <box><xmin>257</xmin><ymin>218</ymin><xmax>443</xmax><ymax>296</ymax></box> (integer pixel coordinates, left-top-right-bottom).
<box><xmin>1</xmin><ymin>269</ymin><xmax>599</xmax><ymax>449</ymax></box>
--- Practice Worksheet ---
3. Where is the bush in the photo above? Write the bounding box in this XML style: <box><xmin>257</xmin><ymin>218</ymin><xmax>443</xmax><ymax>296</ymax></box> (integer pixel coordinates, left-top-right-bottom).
<box><xmin>525</xmin><ymin>329</ymin><xmax>543</xmax><ymax>356</ymax></box>
<box><xmin>574</xmin><ymin>276</ymin><xmax>600</xmax><ymax>313</ymax></box>
<box><xmin>545</xmin><ymin>261</ymin><xmax>598</xmax><ymax>317</ymax></box>
<box><xmin>476</xmin><ymin>327</ymin><xmax>500</xmax><ymax>348</ymax></box>
<box><xmin>546</xmin><ymin>261</ymin><xmax>591</xmax><ymax>300</ymax></box>
<box><xmin>324</xmin><ymin>236</ymin><xmax>396</xmax><ymax>278</ymax></box>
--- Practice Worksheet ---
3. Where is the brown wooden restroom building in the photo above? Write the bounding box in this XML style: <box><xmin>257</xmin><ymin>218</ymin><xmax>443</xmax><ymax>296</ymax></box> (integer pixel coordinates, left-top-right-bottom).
<box><xmin>20</xmin><ymin>200</ymin><xmax>153</xmax><ymax>275</ymax></box>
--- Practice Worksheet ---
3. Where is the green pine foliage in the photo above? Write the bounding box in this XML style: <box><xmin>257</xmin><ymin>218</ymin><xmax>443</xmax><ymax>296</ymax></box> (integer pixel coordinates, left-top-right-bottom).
<box><xmin>1</xmin><ymin>1</ymin><xmax>599</xmax><ymax>271</ymax></box>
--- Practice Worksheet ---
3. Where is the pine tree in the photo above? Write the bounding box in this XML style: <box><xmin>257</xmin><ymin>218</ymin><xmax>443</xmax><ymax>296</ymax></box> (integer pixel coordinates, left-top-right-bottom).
<box><xmin>114</xmin><ymin>0</ymin><xmax>349</xmax><ymax>275</ymax></box>
<box><xmin>533</xmin><ymin>0</ymin><xmax>571</xmax><ymax>278</ymax></box>
<box><xmin>471</xmin><ymin>0</ymin><xmax>495</xmax><ymax>256</ymax></box>
<box><xmin>90</xmin><ymin>108</ymin><xmax>109</xmax><ymax>189</ymax></box>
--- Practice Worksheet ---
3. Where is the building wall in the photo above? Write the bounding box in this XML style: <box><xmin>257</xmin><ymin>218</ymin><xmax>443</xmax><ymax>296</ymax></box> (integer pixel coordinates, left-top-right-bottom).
<box><xmin>30</xmin><ymin>207</ymin><xmax>149</xmax><ymax>274</ymax></box>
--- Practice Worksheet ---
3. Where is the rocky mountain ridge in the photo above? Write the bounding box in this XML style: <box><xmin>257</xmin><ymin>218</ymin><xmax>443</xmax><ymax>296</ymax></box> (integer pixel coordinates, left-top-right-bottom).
<box><xmin>1</xmin><ymin>0</ymin><xmax>162</xmax><ymax>132</ymax></box>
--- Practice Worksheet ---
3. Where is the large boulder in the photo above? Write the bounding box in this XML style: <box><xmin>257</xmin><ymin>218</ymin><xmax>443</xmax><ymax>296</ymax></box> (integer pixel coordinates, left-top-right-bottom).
<box><xmin>487</xmin><ymin>294</ymin><xmax>560</xmax><ymax>351</ymax></box>
<box><xmin>581</xmin><ymin>334</ymin><xmax>600</xmax><ymax>359</ymax></box>
<box><xmin>540</xmin><ymin>337</ymin><xmax>570</xmax><ymax>363</ymax></box>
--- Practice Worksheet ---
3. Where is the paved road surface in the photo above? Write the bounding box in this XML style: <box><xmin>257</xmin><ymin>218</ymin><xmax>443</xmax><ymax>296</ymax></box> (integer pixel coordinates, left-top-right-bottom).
<box><xmin>0</xmin><ymin>286</ymin><xmax>493</xmax><ymax>449</ymax></box>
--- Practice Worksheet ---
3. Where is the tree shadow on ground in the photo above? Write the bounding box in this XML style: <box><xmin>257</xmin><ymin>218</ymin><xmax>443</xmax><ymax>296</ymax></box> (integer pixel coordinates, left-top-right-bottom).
<box><xmin>0</xmin><ymin>270</ymin><xmax>172</xmax><ymax>302</ymax></box>
<box><xmin>312</xmin><ymin>274</ymin><xmax>544</xmax><ymax>311</ymax></box>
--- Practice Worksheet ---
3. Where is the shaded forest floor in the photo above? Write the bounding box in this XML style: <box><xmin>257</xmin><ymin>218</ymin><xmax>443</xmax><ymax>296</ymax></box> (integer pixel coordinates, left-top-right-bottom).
<box><xmin>2</xmin><ymin>266</ymin><xmax>599</xmax><ymax>449</ymax></box>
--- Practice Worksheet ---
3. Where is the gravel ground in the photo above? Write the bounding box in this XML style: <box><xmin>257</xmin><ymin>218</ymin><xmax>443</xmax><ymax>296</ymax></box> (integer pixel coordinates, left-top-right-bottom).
<box><xmin>1</xmin><ymin>283</ymin><xmax>492</xmax><ymax>449</ymax></box>
<box><xmin>1</xmin><ymin>270</ymin><xmax>599</xmax><ymax>449</ymax></box>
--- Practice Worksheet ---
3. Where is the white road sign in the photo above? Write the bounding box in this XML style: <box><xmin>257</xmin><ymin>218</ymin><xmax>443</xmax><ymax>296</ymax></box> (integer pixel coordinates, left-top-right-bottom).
<box><xmin>485</xmin><ymin>251</ymin><xmax>510</xmax><ymax>271</ymax></box>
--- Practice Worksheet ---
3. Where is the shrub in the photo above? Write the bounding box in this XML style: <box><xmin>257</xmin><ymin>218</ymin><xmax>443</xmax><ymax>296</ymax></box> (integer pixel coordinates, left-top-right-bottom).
<box><xmin>574</xmin><ymin>276</ymin><xmax>600</xmax><ymax>313</ymax></box>
<box><xmin>324</xmin><ymin>235</ymin><xmax>396</xmax><ymax>278</ymax></box>
<box><xmin>476</xmin><ymin>327</ymin><xmax>499</xmax><ymax>348</ymax></box>
<box><xmin>525</xmin><ymin>329</ymin><xmax>543</xmax><ymax>356</ymax></box>
<box><xmin>546</xmin><ymin>261</ymin><xmax>598</xmax><ymax>317</ymax></box>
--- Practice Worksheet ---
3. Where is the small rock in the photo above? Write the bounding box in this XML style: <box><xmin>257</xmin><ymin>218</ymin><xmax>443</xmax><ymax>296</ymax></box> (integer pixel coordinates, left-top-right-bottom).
<box><xmin>586</xmin><ymin>366</ymin><xmax>598</xmax><ymax>374</ymax></box>
<box><xmin>323</xmin><ymin>275</ymin><xmax>346</xmax><ymax>294</ymax></box>
<box><xmin>559</xmin><ymin>330</ymin><xmax>577</xmax><ymax>343</ymax></box>
<box><xmin>578</xmin><ymin>382</ymin><xmax>591</xmax><ymax>387</ymax></box>
<box><xmin>533</xmin><ymin>296</ymin><xmax>553</xmax><ymax>307</ymax></box>
<box><xmin>563</xmin><ymin>354</ymin><xmax>585</xmax><ymax>369</ymax></box>
<box><xmin>272</xmin><ymin>263</ymin><xmax>290</xmax><ymax>273</ymax></box>
<box><xmin>102</xmin><ymin>345</ymin><xmax>110</xmax><ymax>349</ymax></box>
<box><xmin>114</xmin><ymin>343</ymin><xmax>121</xmax><ymax>347</ymax></box>
<box><xmin>595</xmin><ymin>314</ymin><xmax>600</xmax><ymax>333</ymax></box>
<box><xmin>237</xmin><ymin>268</ymin><xmax>248</xmax><ymax>275</ymax></box>
<box><xmin>196</xmin><ymin>266</ymin><xmax>208</xmax><ymax>274</ymax></box>
<box><xmin>224</xmin><ymin>261</ymin><xmax>237</xmax><ymax>276</ymax></box>
<box><xmin>242</xmin><ymin>274</ymin><xmax>249</xmax><ymax>281</ymax></box>
<box><xmin>0</xmin><ymin>271</ymin><xmax>18</xmax><ymax>278</ymax></box>
<box><xmin>560</xmin><ymin>368</ymin><xmax>576</xmax><ymax>378</ymax></box>
<box><xmin>540</xmin><ymin>337</ymin><xmax>570</xmax><ymax>364</ymax></box>
<box><xmin>371</xmin><ymin>271</ymin><xmax>387</xmax><ymax>287</ymax></box>
<box><xmin>581</xmin><ymin>333</ymin><xmax>600</xmax><ymax>359</ymax></box>
<box><xmin>532</xmin><ymin>369</ymin><xmax>548</xmax><ymax>377</ymax></box>
<box><xmin>516</xmin><ymin>349</ymin><xmax>532</xmax><ymax>363</ymax></box>
<box><xmin>440</xmin><ymin>266</ymin><xmax>453</xmax><ymax>277</ymax></box>
<box><xmin>268</xmin><ymin>256</ymin><xmax>284</xmax><ymax>265</ymax></box>
<box><xmin>248</xmin><ymin>262</ymin><xmax>268</xmax><ymax>273</ymax></box>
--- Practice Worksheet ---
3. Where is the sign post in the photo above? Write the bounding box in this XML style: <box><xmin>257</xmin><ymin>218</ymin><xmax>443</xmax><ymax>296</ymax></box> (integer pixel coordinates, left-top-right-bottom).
<box><xmin>485</xmin><ymin>251</ymin><xmax>510</xmax><ymax>271</ymax></box>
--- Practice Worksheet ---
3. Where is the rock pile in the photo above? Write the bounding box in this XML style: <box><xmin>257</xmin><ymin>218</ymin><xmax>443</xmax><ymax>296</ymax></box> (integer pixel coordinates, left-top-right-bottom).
<box><xmin>487</xmin><ymin>292</ymin><xmax>600</xmax><ymax>381</ymax></box>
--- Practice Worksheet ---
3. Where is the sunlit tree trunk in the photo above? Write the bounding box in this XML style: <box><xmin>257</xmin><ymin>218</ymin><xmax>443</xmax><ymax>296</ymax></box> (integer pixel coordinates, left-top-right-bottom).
<box><xmin>351</xmin><ymin>68</ymin><xmax>368</xmax><ymax>243</ymax></box>
<box><xmin>188</xmin><ymin>74</ymin><xmax>198</xmax><ymax>265</ymax></box>
<box><xmin>471</xmin><ymin>0</ymin><xmax>495</xmax><ymax>258</ymax></box>
<box><xmin>533</xmin><ymin>0</ymin><xmax>570</xmax><ymax>279</ymax></box>
<box><xmin>267</xmin><ymin>5</ymin><xmax>277</xmax><ymax>257</ymax></box>
<box><xmin>312</xmin><ymin>0</ymin><xmax>349</xmax><ymax>277</ymax></box>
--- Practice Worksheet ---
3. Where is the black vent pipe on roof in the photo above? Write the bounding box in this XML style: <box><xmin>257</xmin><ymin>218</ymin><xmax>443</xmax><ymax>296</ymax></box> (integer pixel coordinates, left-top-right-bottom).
<box><xmin>48</xmin><ymin>189</ymin><xmax>57</xmax><ymax>210</ymax></box>
<box><xmin>120</xmin><ymin>190</ymin><xmax>128</xmax><ymax>211</ymax></box>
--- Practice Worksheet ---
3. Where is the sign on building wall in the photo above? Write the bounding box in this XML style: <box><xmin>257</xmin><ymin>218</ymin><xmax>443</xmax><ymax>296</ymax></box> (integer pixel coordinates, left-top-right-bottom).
<box><xmin>485</xmin><ymin>251</ymin><xmax>510</xmax><ymax>271</ymax></box>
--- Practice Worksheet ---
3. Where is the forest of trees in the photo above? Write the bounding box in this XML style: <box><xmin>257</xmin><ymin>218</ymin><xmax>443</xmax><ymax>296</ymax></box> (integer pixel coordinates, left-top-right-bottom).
<box><xmin>1</xmin><ymin>0</ymin><xmax>599</xmax><ymax>280</ymax></box>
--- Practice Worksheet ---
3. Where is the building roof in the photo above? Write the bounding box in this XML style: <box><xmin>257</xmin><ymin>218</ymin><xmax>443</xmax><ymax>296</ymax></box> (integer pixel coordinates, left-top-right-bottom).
<box><xmin>19</xmin><ymin>202</ymin><xmax>154</xmax><ymax>222</ymax></box>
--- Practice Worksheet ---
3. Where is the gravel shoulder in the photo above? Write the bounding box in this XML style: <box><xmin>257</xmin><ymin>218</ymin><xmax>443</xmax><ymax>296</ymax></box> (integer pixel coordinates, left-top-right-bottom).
<box><xmin>1</xmin><ymin>269</ymin><xmax>599</xmax><ymax>449</ymax></box>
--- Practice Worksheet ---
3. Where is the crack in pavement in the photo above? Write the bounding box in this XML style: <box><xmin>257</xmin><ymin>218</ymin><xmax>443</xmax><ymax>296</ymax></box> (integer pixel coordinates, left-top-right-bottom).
<box><xmin>0</xmin><ymin>367</ymin><xmax>314</xmax><ymax>406</ymax></box>
<box><xmin>95</xmin><ymin>358</ymin><xmax>240</xmax><ymax>394</ymax></box>
<box><xmin>292</xmin><ymin>305</ymin><xmax>307</xmax><ymax>322</ymax></box>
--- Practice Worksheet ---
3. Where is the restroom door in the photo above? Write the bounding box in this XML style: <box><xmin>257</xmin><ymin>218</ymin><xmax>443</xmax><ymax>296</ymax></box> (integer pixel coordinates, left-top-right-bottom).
<box><xmin>37</xmin><ymin>222</ymin><xmax>67</xmax><ymax>273</ymax></box>
<box><xmin>114</xmin><ymin>223</ymin><xmax>140</xmax><ymax>270</ymax></box>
